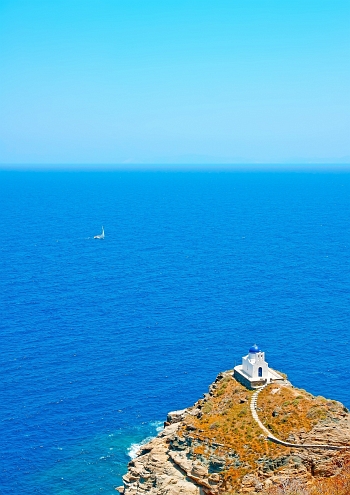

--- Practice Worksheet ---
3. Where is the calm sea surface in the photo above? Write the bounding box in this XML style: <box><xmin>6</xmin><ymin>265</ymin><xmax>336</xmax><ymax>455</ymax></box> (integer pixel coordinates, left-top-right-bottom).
<box><xmin>1</xmin><ymin>171</ymin><xmax>349</xmax><ymax>494</ymax></box>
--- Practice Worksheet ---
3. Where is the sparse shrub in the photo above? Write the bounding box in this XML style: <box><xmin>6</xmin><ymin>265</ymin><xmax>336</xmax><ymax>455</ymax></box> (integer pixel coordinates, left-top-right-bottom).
<box><xmin>178</xmin><ymin>375</ymin><xmax>350</xmax><ymax>494</ymax></box>
<box><xmin>265</xmin><ymin>478</ymin><xmax>309</xmax><ymax>495</ymax></box>
<box><xmin>209</xmin><ymin>422</ymin><xmax>220</xmax><ymax>430</ymax></box>
<box><xmin>203</xmin><ymin>402</ymin><xmax>213</xmax><ymax>414</ymax></box>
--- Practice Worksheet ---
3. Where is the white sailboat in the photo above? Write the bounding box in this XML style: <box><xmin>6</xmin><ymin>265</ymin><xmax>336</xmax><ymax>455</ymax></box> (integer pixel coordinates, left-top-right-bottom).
<box><xmin>94</xmin><ymin>226</ymin><xmax>105</xmax><ymax>239</ymax></box>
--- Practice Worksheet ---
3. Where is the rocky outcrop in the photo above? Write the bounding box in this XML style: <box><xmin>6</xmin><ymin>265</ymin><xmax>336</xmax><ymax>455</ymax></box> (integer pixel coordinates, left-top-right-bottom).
<box><xmin>119</xmin><ymin>422</ymin><xmax>204</xmax><ymax>495</ymax></box>
<box><xmin>118</xmin><ymin>371</ymin><xmax>350</xmax><ymax>494</ymax></box>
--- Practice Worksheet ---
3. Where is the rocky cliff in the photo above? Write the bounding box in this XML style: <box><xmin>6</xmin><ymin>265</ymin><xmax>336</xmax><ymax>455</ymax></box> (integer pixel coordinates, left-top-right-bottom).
<box><xmin>117</xmin><ymin>370</ymin><xmax>350</xmax><ymax>494</ymax></box>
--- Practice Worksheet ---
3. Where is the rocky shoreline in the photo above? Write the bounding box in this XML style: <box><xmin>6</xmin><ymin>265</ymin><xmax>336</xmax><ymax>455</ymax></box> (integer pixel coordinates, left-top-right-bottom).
<box><xmin>117</xmin><ymin>370</ymin><xmax>350</xmax><ymax>494</ymax></box>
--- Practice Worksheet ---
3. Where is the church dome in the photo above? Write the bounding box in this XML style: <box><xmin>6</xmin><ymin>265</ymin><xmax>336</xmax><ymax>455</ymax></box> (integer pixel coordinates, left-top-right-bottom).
<box><xmin>249</xmin><ymin>344</ymin><xmax>261</xmax><ymax>353</ymax></box>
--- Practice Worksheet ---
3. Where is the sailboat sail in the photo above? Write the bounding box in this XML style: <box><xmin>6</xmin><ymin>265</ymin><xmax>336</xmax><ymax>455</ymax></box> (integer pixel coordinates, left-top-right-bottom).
<box><xmin>94</xmin><ymin>226</ymin><xmax>105</xmax><ymax>239</ymax></box>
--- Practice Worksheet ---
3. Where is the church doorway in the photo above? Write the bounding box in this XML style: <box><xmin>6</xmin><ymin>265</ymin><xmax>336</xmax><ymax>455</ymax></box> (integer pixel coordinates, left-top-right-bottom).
<box><xmin>258</xmin><ymin>367</ymin><xmax>263</xmax><ymax>377</ymax></box>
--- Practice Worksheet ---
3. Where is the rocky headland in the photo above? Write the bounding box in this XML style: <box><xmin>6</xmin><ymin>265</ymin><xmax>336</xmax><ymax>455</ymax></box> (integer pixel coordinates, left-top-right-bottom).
<box><xmin>117</xmin><ymin>371</ymin><xmax>350</xmax><ymax>494</ymax></box>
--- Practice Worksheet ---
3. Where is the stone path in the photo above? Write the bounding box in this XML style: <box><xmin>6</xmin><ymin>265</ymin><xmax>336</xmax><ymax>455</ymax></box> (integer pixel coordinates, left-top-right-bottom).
<box><xmin>250</xmin><ymin>384</ymin><xmax>349</xmax><ymax>451</ymax></box>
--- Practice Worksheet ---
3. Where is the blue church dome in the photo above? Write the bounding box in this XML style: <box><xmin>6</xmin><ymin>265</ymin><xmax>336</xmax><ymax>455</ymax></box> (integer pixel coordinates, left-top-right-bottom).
<box><xmin>249</xmin><ymin>344</ymin><xmax>261</xmax><ymax>353</ymax></box>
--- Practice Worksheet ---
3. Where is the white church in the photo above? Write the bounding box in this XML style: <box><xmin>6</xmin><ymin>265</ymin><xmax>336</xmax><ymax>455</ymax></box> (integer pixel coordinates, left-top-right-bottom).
<box><xmin>233</xmin><ymin>344</ymin><xmax>284</xmax><ymax>389</ymax></box>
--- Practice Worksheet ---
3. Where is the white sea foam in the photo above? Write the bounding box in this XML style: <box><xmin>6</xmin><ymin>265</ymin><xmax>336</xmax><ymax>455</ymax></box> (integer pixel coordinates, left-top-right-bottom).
<box><xmin>127</xmin><ymin>422</ymin><xmax>164</xmax><ymax>459</ymax></box>
<box><xmin>150</xmin><ymin>421</ymin><xmax>164</xmax><ymax>433</ymax></box>
<box><xmin>127</xmin><ymin>437</ymin><xmax>152</xmax><ymax>459</ymax></box>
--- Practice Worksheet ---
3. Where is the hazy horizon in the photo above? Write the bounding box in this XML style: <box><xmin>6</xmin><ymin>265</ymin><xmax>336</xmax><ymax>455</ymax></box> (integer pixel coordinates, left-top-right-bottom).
<box><xmin>1</xmin><ymin>163</ymin><xmax>350</xmax><ymax>173</ymax></box>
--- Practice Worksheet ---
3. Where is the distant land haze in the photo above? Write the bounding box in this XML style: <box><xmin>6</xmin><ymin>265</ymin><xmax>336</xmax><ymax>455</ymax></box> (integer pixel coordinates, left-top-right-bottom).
<box><xmin>1</xmin><ymin>162</ymin><xmax>350</xmax><ymax>171</ymax></box>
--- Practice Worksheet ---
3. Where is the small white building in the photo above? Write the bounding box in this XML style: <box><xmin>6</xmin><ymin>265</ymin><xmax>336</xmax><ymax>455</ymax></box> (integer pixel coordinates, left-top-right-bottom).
<box><xmin>234</xmin><ymin>344</ymin><xmax>284</xmax><ymax>389</ymax></box>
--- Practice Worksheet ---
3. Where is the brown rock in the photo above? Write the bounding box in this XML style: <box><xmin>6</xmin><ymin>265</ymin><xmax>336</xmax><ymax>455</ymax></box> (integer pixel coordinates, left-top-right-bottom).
<box><xmin>120</xmin><ymin>370</ymin><xmax>350</xmax><ymax>495</ymax></box>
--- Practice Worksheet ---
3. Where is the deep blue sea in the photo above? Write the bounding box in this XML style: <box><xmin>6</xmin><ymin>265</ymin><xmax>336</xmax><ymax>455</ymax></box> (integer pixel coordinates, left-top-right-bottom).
<box><xmin>1</xmin><ymin>170</ymin><xmax>349</xmax><ymax>494</ymax></box>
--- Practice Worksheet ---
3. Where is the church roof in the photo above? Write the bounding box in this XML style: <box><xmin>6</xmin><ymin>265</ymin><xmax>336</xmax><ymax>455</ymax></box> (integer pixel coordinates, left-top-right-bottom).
<box><xmin>249</xmin><ymin>344</ymin><xmax>261</xmax><ymax>353</ymax></box>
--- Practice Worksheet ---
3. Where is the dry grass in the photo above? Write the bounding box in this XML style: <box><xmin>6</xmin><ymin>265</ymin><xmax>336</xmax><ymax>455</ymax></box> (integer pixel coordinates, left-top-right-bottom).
<box><xmin>181</xmin><ymin>375</ymin><xmax>291</xmax><ymax>489</ymax></box>
<box><xmin>258</xmin><ymin>385</ymin><xmax>344</xmax><ymax>442</ymax></box>
<box><xmin>180</xmin><ymin>375</ymin><xmax>348</xmax><ymax>492</ymax></box>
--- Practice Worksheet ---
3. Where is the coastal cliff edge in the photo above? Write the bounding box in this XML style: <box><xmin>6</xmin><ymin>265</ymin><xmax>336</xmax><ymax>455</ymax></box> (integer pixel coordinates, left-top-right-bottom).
<box><xmin>118</xmin><ymin>370</ymin><xmax>350</xmax><ymax>494</ymax></box>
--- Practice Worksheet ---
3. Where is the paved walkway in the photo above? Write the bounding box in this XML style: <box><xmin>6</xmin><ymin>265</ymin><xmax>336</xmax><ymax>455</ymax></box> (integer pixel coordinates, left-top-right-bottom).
<box><xmin>250</xmin><ymin>384</ymin><xmax>348</xmax><ymax>451</ymax></box>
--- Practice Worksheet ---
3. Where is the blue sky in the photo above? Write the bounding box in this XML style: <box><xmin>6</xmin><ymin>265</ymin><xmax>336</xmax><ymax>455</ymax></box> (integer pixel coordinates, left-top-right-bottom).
<box><xmin>0</xmin><ymin>0</ymin><xmax>349</xmax><ymax>167</ymax></box>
